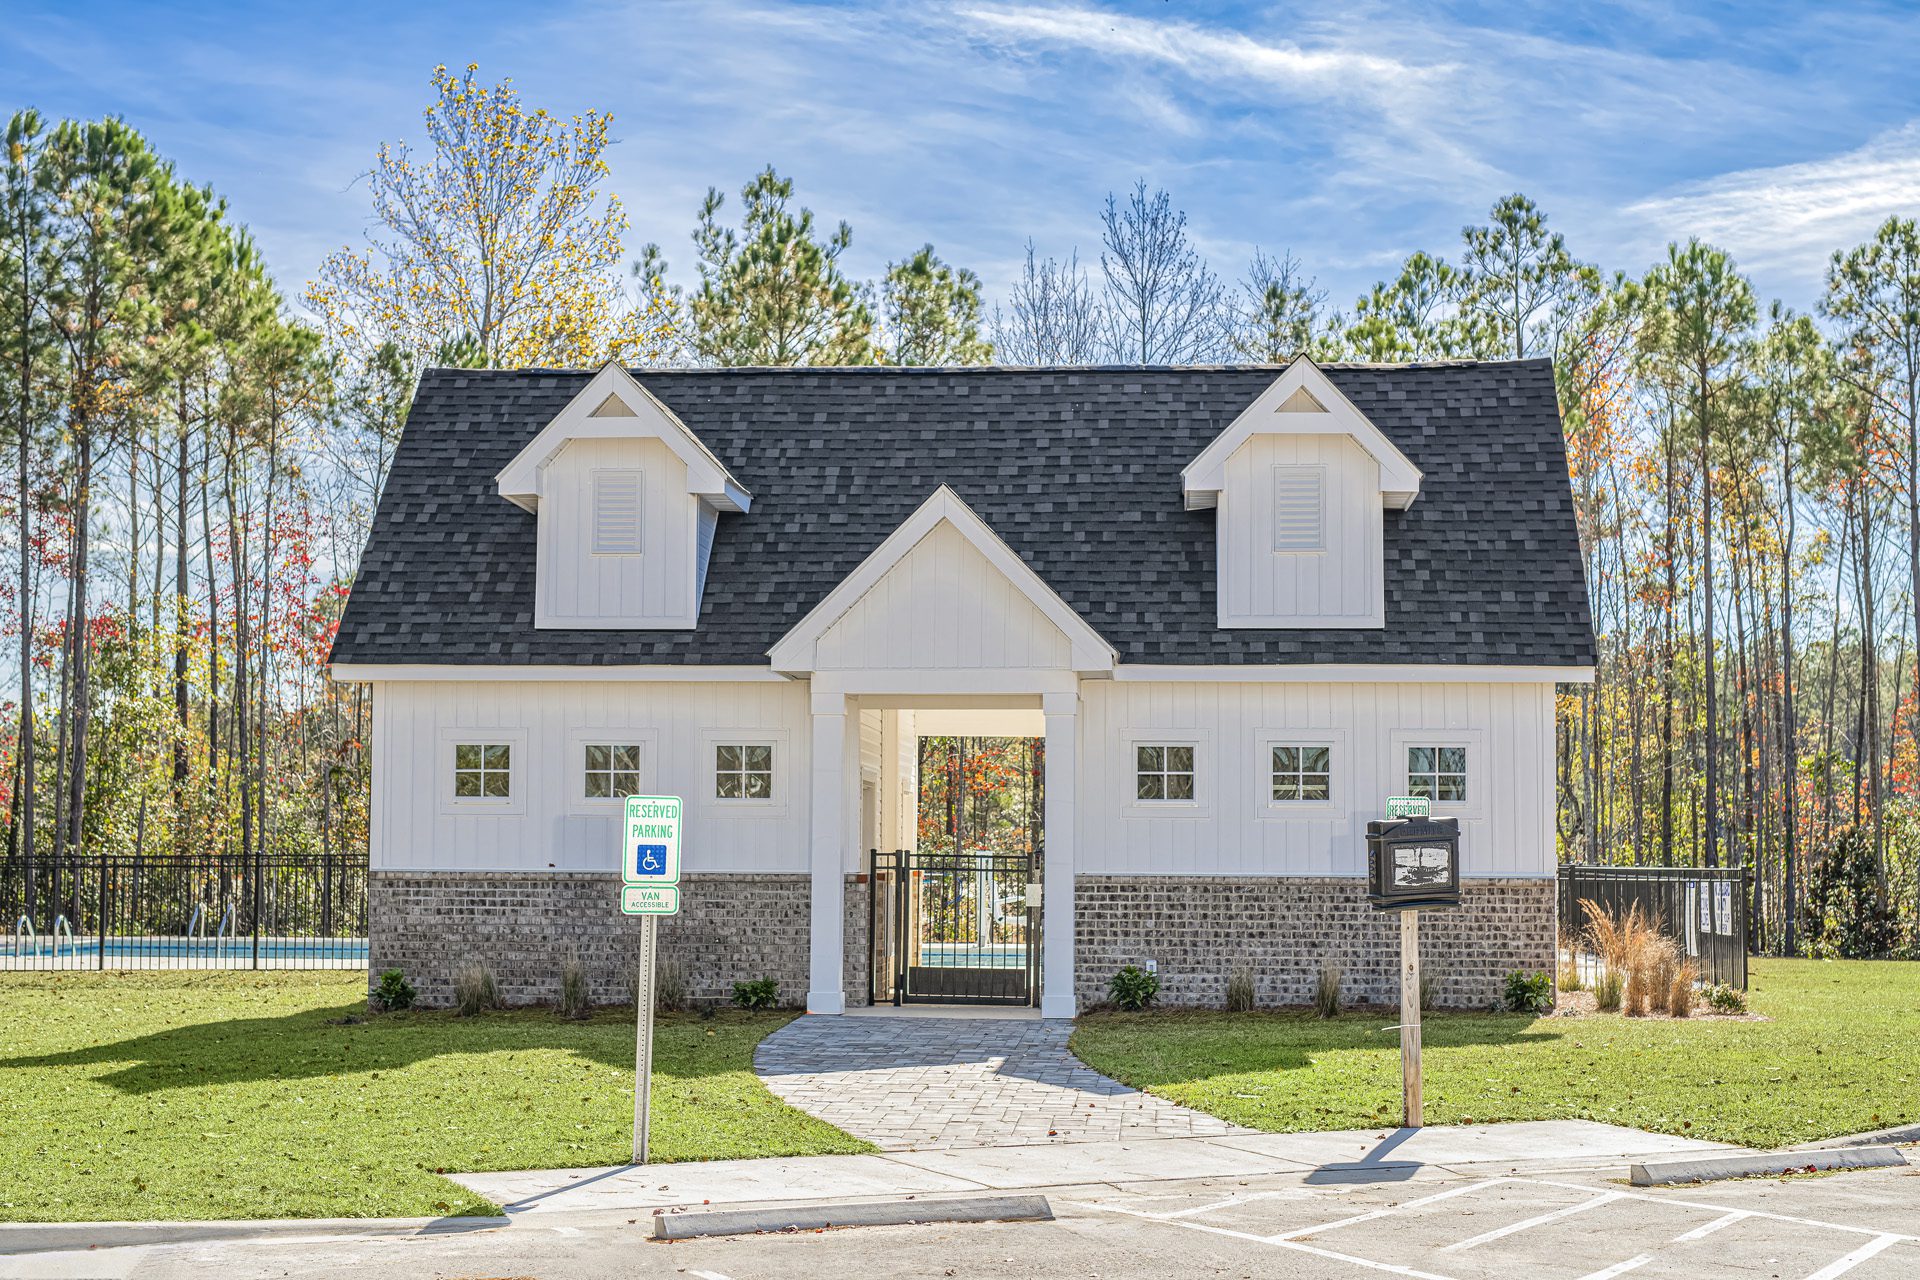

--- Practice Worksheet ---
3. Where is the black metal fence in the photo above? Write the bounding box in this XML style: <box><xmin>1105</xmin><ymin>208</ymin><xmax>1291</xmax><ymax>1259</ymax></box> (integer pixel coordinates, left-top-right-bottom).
<box><xmin>870</xmin><ymin>848</ymin><xmax>1039</xmax><ymax>1006</ymax></box>
<box><xmin>1558</xmin><ymin>863</ymin><xmax>1748</xmax><ymax>988</ymax></box>
<box><xmin>2</xmin><ymin>852</ymin><xmax>368</xmax><ymax>971</ymax></box>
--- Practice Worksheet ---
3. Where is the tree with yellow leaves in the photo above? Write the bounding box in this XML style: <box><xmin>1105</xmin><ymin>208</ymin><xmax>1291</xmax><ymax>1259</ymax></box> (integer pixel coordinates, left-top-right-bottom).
<box><xmin>305</xmin><ymin>63</ymin><xmax>675</xmax><ymax>371</ymax></box>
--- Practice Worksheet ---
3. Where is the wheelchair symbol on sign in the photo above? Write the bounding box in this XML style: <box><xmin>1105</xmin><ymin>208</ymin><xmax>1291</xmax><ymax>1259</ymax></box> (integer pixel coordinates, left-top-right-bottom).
<box><xmin>633</xmin><ymin>843</ymin><xmax>670</xmax><ymax>876</ymax></box>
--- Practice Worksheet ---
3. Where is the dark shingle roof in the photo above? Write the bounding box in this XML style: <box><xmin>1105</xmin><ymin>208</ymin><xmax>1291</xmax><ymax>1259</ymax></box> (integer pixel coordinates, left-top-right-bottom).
<box><xmin>329</xmin><ymin>361</ymin><xmax>1595</xmax><ymax>668</ymax></box>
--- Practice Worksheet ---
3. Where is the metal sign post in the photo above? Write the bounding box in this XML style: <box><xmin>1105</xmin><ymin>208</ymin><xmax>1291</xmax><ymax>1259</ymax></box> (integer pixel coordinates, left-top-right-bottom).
<box><xmin>620</xmin><ymin>795</ymin><xmax>683</xmax><ymax>1165</ymax></box>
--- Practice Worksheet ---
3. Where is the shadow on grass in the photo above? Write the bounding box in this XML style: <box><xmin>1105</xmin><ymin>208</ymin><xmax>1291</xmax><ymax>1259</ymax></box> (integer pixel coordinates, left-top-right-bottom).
<box><xmin>1</xmin><ymin>1001</ymin><xmax>782</xmax><ymax>1096</ymax></box>
<box><xmin>1070</xmin><ymin>1008</ymin><xmax>1561</xmax><ymax>1090</ymax></box>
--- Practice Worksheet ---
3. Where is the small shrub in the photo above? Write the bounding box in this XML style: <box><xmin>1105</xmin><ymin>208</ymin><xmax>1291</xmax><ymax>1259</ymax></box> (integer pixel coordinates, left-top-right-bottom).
<box><xmin>371</xmin><ymin>968</ymin><xmax>415</xmax><ymax>1012</ymax></box>
<box><xmin>1418</xmin><ymin>966</ymin><xmax>1439</xmax><ymax>1011</ymax></box>
<box><xmin>1502</xmin><ymin>970</ymin><xmax>1553</xmax><ymax>1014</ymax></box>
<box><xmin>1557</xmin><ymin>954</ymin><xmax>1585</xmax><ymax>992</ymax></box>
<box><xmin>1108</xmin><ymin>965</ymin><xmax>1160</xmax><ymax>1012</ymax></box>
<box><xmin>655</xmin><ymin>955</ymin><xmax>690</xmax><ymax>1013</ymax></box>
<box><xmin>1644</xmin><ymin>938</ymin><xmax>1680</xmax><ymax>1015</ymax></box>
<box><xmin>1313</xmin><ymin>961</ymin><xmax>1343</xmax><ymax>1019</ymax></box>
<box><xmin>454</xmin><ymin>962</ymin><xmax>500</xmax><ymax>1017</ymax></box>
<box><xmin>1592</xmin><ymin>967</ymin><xmax>1623</xmax><ymax>1012</ymax></box>
<box><xmin>1704</xmin><ymin>982</ymin><xmax>1747</xmax><ymax>1014</ymax></box>
<box><xmin>558</xmin><ymin>951</ymin><xmax>590</xmax><ymax>1020</ymax></box>
<box><xmin>1667</xmin><ymin>960</ymin><xmax>1698</xmax><ymax>1019</ymax></box>
<box><xmin>731</xmin><ymin>977</ymin><xmax>780</xmax><ymax>1010</ymax></box>
<box><xmin>1224</xmin><ymin>964</ymin><xmax>1255</xmax><ymax>1013</ymax></box>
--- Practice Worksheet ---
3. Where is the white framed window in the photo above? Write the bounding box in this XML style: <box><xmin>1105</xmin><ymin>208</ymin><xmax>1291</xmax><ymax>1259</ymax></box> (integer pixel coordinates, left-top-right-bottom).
<box><xmin>1389</xmin><ymin>729</ymin><xmax>1483</xmax><ymax>819</ymax></box>
<box><xmin>1118</xmin><ymin>730</ymin><xmax>1211</xmax><ymax>818</ymax></box>
<box><xmin>438</xmin><ymin>727</ymin><xmax>527</xmax><ymax>815</ymax></box>
<box><xmin>1135</xmin><ymin>743</ymin><xmax>1195</xmax><ymax>801</ymax></box>
<box><xmin>714</xmin><ymin>742</ymin><xmax>776</xmax><ymax>800</ymax></box>
<box><xmin>697</xmin><ymin>728</ymin><xmax>790</xmax><ymax>817</ymax></box>
<box><xmin>1271</xmin><ymin>743</ymin><xmax>1333</xmax><ymax>802</ymax></box>
<box><xmin>591</xmin><ymin>468</ymin><xmax>644</xmax><ymax>556</ymax></box>
<box><xmin>1253</xmin><ymin>727</ymin><xmax>1345</xmax><ymax>820</ymax></box>
<box><xmin>566</xmin><ymin>728</ymin><xmax>660</xmax><ymax>816</ymax></box>
<box><xmin>1272</xmin><ymin>464</ymin><xmax>1325</xmax><ymax>553</ymax></box>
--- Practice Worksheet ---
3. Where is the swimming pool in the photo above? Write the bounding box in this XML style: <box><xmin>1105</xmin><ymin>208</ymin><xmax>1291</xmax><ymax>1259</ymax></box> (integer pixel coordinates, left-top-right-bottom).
<box><xmin>0</xmin><ymin>936</ymin><xmax>368</xmax><ymax>969</ymax></box>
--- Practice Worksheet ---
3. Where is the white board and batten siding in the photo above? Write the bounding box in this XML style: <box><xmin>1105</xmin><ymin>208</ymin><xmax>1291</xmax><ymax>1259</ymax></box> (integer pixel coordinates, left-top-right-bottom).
<box><xmin>370</xmin><ymin>680</ymin><xmax>810</xmax><ymax>874</ymax></box>
<box><xmin>1217</xmin><ymin>433</ymin><xmax>1383</xmax><ymax>628</ymax></box>
<box><xmin>535</xmin><ymin>437</ymin><xmax>700</xmax><ymax>628</ymax></box>
<box><xmin>813</xmin><ymin>522</ymin><xmax>1072</xmax><ymax>670</ymax></box>
<box><xmin>1078</xmin><ymin>680</ymin><xmax>1556</xmax><ymax>879</ymax></box>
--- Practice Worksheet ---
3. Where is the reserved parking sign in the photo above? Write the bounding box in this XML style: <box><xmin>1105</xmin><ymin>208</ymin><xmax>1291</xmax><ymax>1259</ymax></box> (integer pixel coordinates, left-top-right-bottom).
<box><xmin>622</xmin><ymin>795</ymin><xmax>682</xmax><ymax>886</ymax></box>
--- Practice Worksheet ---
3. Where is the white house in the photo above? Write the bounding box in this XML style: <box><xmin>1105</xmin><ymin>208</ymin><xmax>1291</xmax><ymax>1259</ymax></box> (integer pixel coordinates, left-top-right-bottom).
<box><xmin>329</xmin><ymin>358</ymin><xmax>1594</xmax><ymax>1014</ymax></box>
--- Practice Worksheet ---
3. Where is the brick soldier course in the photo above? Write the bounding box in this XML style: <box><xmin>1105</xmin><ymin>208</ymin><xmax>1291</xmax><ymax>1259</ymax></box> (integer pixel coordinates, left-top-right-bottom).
<box><xmin>753</xmin><ymin>1015</ymin><xmax>1250</xmax><ymax>1150</ymax></box>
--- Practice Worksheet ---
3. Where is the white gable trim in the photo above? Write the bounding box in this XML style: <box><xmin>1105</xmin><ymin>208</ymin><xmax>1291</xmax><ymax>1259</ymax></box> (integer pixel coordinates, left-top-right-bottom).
<box><xmin>1182</xmin><ymin>357</ymin><xmax>1422</xmax><ymax>511</ymax></box>
<box><xmin>495</xmin><ymin>363</ymin><xmax>751</xmax><ymax>514</ymax></box>
<box><xmin>768</xmin><ymin>485</ymin><xmax>1117</xmax><ymax>676</ymax></box>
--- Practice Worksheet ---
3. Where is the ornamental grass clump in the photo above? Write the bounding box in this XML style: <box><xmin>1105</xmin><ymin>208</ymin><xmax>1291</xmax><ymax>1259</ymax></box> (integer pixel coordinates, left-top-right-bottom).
<box><xmin>1667</xmin><ymin>959</ymin><xmax>1698</xmax><ymax>1018</ymax></box>
<box><xmin>1224</xmin><ymin>964</ymin><xmax>1255</xmax><ymax>1013</ymax></box>
<box><xmin>558</xmin><ymin>951</ymin><xmax>590</xmax><ymax>1020</ymax></box>
<box><xmin>454</xmin><ymin>962</ymin><xmax>501</xmax><ymax>1017</ymax></box>
<box><xmin>1313</xmin><ymin>961</ymin><xmax>1343</xmax><ymax>1019</ymax></box>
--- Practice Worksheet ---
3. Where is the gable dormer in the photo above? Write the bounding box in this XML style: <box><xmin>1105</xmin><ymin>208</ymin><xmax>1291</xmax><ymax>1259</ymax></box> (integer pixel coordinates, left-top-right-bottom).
<box><xmin>1182</xmin><ymin>358</ymin><xmax>1422</xmax><ymax>630</ymax></box>
<box><xmin>496</xmin><ymin>364</ymin><xmax>749</xmax><ymax>630</ymax></box>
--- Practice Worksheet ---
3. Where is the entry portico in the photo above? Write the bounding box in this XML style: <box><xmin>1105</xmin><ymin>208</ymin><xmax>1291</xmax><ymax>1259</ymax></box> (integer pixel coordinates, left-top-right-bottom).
<box><xmin>768</xmin><ymin>484</ymin><xmax>1115</xmax><ymax>1017</ymax></box>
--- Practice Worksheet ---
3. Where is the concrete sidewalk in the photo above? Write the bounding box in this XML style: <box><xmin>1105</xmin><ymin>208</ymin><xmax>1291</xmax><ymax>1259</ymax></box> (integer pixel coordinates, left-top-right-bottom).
<box><xmin>0</xmin><ymin>1121</ymin><xmax>1741</xmax><ymax>1258</ymax></box>
<box><xmin>451</xmin><ymin>1119</ymin><xmax>1738</xmax><ymax>1218</ymax></box>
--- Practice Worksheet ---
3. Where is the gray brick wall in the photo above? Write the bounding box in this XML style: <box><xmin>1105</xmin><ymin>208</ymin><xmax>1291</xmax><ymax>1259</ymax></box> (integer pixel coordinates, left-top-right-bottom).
<box><xmin>368</xmin><ymin>871</ymin><xmax>809</xmax><ymax>1008</ymax></box>
<box><xmin>1074</xmin><ymin>876</ymin><xmax>1554</xmax><ymax>1011</ymax></box>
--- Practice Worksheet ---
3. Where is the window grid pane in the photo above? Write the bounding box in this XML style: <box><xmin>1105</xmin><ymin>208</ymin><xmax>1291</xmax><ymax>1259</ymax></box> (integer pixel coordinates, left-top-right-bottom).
<box><xmin>1135</xmin><ymin>743</ymin><xmax>1195</xmax><ymax>803</ymax></box>
<box><xmin>454</xmin><ymin>743</ymin><xmax>510</xmax><ymax>801</ymax></box>
<box><xmin>1270</xmin><ymin>742</ymin><xmax>1332</xmax><ymax>804</ymax></box>
<box><xmin>715</xmin><ymin>743</ymin><xmax>774</xmax><ymax>801</ymax></box>
<box><xmin>1407</xmin><ymin>745</ymin><xmax>1467</xmax><ymax>804</ymax></box>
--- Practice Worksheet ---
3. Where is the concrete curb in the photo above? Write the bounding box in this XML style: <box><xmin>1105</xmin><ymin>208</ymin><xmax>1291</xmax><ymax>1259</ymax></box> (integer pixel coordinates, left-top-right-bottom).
<box><xmin>0</xmin><ymin>1214</ymin><xmax>504</xmax><ymax>1256</ymax></box>
<box><xmin>1629</xmin><ymin>1146</ymin><xmax>1909</xmax><ymax>1187</ymax></box>
<box><xmin>1791</xmin><ymin>1123</ymin><xmax>1920</xmax><ymax>1151</ymax></box>
<box><xmin>652</xmin><ymin>1194</ymin><xmax>1053</xmax><ymax>1240</ymax></box>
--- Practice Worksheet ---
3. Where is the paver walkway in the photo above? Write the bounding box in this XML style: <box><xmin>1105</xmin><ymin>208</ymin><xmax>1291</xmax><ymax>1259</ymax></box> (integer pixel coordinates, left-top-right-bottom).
<box><xmin>752</xmin><ymin>1014</ymin><xmax>1251</xmax><ymax>1150</ymax></box>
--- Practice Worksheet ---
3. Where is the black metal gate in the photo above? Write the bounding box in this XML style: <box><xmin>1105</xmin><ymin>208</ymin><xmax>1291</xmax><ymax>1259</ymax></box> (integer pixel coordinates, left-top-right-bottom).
<box><xmin>870</xmin><ymin>848</ymin><xmax>1039</xmax><ymax>1005</ymax></box>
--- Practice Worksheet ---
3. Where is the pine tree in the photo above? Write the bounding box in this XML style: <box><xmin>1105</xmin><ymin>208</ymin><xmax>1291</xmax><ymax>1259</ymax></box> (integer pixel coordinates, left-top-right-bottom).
<box><xmin>689</xmin><ymin>167</ymin><xmax>875</xmax><ymax>366</ymax></box>
<box><xmin>880</xmin><ymin>246</ymin><xmax>989</xmax><ymax>365</ymax></box>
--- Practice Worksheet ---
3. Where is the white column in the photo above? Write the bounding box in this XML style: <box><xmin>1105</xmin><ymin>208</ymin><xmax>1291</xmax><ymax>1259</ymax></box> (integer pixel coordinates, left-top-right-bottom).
<box><xmin>807</xmin><ymin>690</ymin><xmax>848</xmax><ymax>1014</ymax></box>
<box><xmin>1041</xmin><ymin>689</ymin><xmax>1079</xmax><ymax>1019</ymax></box>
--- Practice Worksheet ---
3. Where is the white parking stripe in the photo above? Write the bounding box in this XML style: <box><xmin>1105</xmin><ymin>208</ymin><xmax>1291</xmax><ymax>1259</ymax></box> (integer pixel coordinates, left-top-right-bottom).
<box><xmin>1800</xmin><ymin>1234</ymin><xmax>1904</xmax><ymax>1280</ymax></box>
<box><xmin>1063</xmin><ymin>1200</ymin><xmax>1465</xmax><ymax>1280</ymax></box>
<box><xmin>1576</xmin><ymin>1255</ymin><xmax>1655</xmax><ymax>1280</ymax></box>
<box><xmin>1271</xmin><ymin>1177</ymin><xmax>1513</xmax><ymax>1241</ymax></box>
<box><xmin>1530</xmin><ymin>1178</ymin><xmax>1920</xmax><ymax>1242</ymax></box>
<box><xmin>1441</xmin><ymin>1191</ymin><xmax>1625</xmax><ymax>1251</ymax></box>
<box><xmin>1673</xmin><ymin>1210</ymin><xmax>1751</xmax><ymax>1242</ymax></box>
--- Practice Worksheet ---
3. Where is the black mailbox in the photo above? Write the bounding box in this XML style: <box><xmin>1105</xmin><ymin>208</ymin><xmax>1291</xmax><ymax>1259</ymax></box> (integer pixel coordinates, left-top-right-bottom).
<box><xmin>1366</xmin><ymin>816</ymin><xmax>1462</xmax><ymax>911</ymax></box>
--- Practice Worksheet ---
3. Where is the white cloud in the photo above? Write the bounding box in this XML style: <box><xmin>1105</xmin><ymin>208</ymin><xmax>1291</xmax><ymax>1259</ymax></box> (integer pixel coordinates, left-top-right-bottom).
<box><xmin>952</xmin><ymin>2</ymin><xmax>1444</xmax><ymax>98</ymax></box>
<box><xmin>1627</xmin><ymin>122</ymin><xmax>1920</xmax><ymax>277</ymax></box>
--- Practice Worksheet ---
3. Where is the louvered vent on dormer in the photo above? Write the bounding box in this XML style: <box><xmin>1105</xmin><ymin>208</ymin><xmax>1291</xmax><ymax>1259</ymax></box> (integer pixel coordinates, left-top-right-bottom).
<box><xmin>592</xmin><ymin>469</ymin><xmax>644</xmax><ymax>555</ymax></box>
<box><xmin>1272</xmin><ymin>465</ymin><xmax>1325</xmax><ymax>552</ymax></box>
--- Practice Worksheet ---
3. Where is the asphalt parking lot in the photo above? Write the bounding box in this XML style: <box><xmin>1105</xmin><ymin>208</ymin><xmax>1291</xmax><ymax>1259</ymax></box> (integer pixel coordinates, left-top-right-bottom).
<box><xmin>11</xmin><ymin>1156</ymin><xmax>1917</xmax><ymax>1280</ymax></box>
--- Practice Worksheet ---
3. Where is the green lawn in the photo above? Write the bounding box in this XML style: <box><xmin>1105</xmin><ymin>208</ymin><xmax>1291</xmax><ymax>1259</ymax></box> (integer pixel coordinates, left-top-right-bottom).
<box><xmin>1071</xmin><ymin>958</ymin><xmax>1920</xmax><ymax>1149</ymax></box>
<box><xmin>0</xmin><ymin>971</ymin><xmax>868</xmax><ymax>1223</ymax></box>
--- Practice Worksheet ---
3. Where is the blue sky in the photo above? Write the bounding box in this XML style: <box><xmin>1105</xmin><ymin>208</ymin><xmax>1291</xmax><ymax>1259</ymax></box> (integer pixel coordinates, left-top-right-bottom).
<box><xmin>6</xmin><ymin>0</ymin><xmax>1919</xmax><ymax>316</ymax></box>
